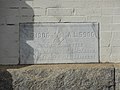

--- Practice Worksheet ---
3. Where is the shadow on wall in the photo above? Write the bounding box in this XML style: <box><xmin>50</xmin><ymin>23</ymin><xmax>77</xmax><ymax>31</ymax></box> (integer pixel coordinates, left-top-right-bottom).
<box><xmin>0</xmin><ymin>69</ymin><xmax>13</xmax><ymax>90</ymax></box>
<box><xmin>19</xmin><ymin>0</ymin><xmax>34</xmax><ymax>64</ymax></box>
<box><xmin>0</xmin><ymin>0</ymin><xmax>34</xmax><ymax>89</ymax></box>
<box><xmin>0</xmin><ymin>0</ymin><xmax>34</xmax><ymax>64</ymax></box>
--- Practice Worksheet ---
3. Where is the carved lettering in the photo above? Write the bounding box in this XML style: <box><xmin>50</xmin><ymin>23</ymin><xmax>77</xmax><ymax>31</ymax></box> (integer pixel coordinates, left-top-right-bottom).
<box><xmin>32</xmin><ymin>32</ymin><xmax>95</xmax><ymax>39</ymax></box>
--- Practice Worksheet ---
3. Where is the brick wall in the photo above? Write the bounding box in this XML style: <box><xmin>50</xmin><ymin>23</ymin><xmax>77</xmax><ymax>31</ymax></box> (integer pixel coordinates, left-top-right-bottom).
<box><xmin>0</xmin><ymin>0</ymin><xmax>120</xmax><ymax>64</ymax></box>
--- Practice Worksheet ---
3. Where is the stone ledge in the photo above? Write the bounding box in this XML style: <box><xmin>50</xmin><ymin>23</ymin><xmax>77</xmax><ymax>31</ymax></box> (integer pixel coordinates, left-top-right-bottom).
<box><xmin>0</xmin><ymin>64</ymin><xmax>115</xmax><ymax>69</ymax></box>
<box><xmin>0</xmin><ymin>64</ymin><xmax>116</xmax><ymax>90</ymax></box>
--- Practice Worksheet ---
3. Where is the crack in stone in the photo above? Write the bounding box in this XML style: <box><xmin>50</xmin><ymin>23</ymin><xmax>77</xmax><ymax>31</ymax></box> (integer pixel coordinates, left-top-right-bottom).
<box><xmin>91</xmin><ymin>23</ymin><xmax>98</xmax><ymax>38</ymax></box>
<box><xmin>109</xmin><ymin>32</ymin><xmax>113</xmax><ymax>60</ymax></box>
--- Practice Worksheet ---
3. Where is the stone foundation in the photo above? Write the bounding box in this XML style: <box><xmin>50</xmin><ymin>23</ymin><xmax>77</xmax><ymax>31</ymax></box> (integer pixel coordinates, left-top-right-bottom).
<box><xmin>1</xmin><ymin>64</ymin><xmax>120</xmax><ymax>90</ymax></box>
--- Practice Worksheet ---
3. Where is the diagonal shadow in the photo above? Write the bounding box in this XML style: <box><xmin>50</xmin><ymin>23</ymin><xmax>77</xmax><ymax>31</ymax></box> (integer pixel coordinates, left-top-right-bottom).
<box><xmin>0</xmin><ymin>0</ymin><xmax>34</xmax><ymax>89</ymax></box>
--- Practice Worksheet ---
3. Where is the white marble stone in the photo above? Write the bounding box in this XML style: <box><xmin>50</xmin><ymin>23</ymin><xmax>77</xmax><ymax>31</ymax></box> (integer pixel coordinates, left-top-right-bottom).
<box><xmin>20</xmin><ymin>23</ymin><xmax>99</xmax><ymax>64</ymax></box>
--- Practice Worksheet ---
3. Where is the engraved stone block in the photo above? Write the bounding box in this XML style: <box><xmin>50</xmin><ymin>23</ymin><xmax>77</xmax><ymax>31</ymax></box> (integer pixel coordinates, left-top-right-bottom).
<box><xmin>20</xmin><ymin>23</ymin><xmax>99</xmax><ymax>64</ymax></box>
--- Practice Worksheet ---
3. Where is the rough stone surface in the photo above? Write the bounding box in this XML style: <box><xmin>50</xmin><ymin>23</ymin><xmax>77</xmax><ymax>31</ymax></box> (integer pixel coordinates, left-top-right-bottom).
<box><xmin>0</xmin><ymin>64</ymin><xmax>115</xmax><ymax>90</ymax></box>
<box><xmin>115</xmin><ymin>65</ymin><xmax>120</xmax><ymax>90</ymax></box>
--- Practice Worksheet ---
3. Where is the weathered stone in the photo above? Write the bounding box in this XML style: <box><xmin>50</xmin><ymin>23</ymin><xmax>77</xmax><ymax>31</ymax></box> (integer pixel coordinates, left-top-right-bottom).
<box><xmin>0</xmin><ymin>64</ymin><xmax>115</xmax><ymax>90</ymax></box>
<box><xmin>115</xmin><ymin>65</ymin><xmax>120</xmax><ymax>90</ymax></box>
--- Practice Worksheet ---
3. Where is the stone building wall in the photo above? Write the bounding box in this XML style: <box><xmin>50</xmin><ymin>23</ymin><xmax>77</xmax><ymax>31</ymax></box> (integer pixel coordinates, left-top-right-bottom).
<box><xmin>0</xmin><ymin>0</ymin><xmax>120</xmax><ymax>64</ymax></box>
